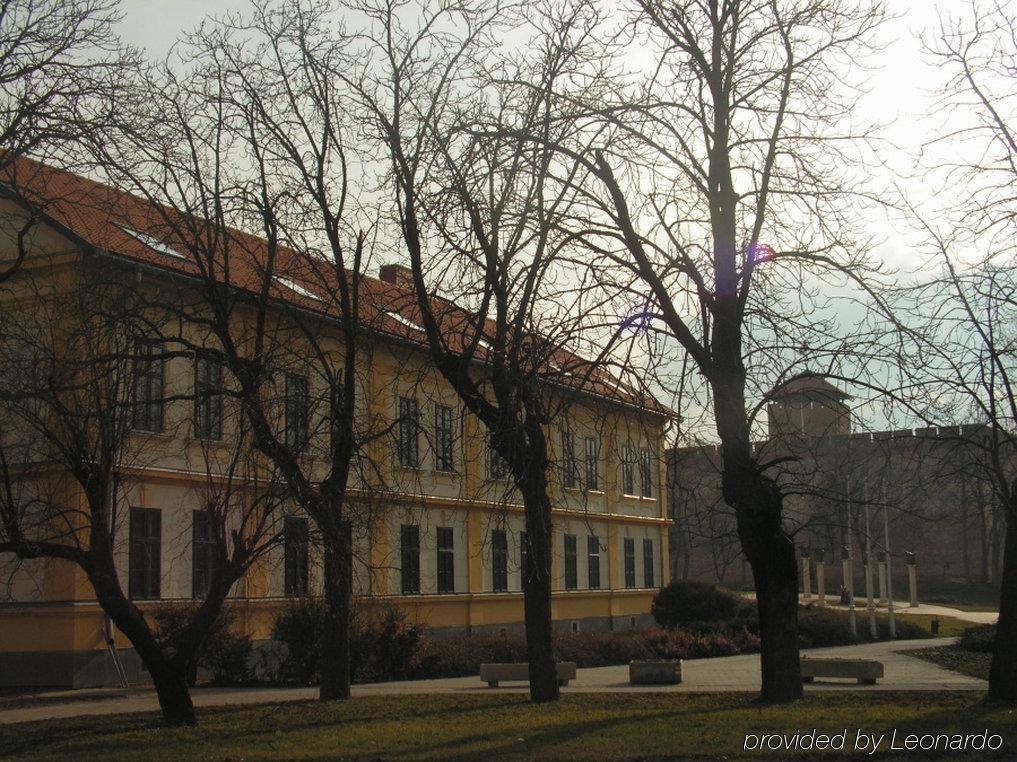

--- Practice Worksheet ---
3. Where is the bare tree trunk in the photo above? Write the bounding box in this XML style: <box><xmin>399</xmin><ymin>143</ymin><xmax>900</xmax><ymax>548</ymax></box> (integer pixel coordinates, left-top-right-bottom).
<box><xmin>988</xmin><ymin>495</ymin><xmax>1017</xmax><ymax>703</ymax></box>
<box><xmin>319</xmin><ymin>521</ymin><xmax>352</xmax><ymax>701</ymax></box>
<box><xmin>519</xmin><ymin>478</ymin><xmax>559</xmax><ymax>703</ymax></box>
<box><xmin>87</xmin><ymin>563</ymin><xmax>197</xmax><ymax>725</ymax></box>
<box><xmin>147</xmin><ymin>658</ymin><xmax>197</xmax><ymax>726</ymax></box>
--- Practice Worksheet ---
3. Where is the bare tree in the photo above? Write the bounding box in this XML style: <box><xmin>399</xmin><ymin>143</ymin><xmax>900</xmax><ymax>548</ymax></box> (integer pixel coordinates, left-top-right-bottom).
<box><xmin>550</xmin><ymin>0</ymin><xmax>889</xmax><ymax>702</ymax></box>
<box><xmin>348</xmin><ymin>0</ymin><xmax>646</xmax><ymax>702</ymax></box>
<box><xmin>0</xmin><ymin>0</ymin><xmax>139</xmax><ymax>282</ymax></box>
<box><xmin>894</xmin><ymin>0</ymin><xmax>1017</xmax><ymax>703</ymax></box>
<box><xmin>92</xmin><ymin>0</ymin><xmax>385</xmax><ymax>702</ymax></box>
<box><xmin>0</xmin><ymin>244</ymin><xmax>281</xmax><ymax>725</ymax></box>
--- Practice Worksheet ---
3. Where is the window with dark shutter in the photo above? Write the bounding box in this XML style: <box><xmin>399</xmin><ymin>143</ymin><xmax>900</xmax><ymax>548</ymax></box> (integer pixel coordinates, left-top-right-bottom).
<box><xmin>624</xmin><ymin>537</ymin><xmax>636</xmax><ymax>589</ymax></box>
<box><xmin>562</xmin><ymin>430</ymin><xmax>578</xmax><ymax>488</ymax></box>
<box><xmin>192</xmin><ymin>510</ymin><xmax>218</xmax><ymax>598</ymax></box>
<box><xmin>621</xmin><ymin>445</ymin><xmax>635</xmax><ymax>495</ymax></box>
<box><xmin>564</xmin><ymin>534</ymin><xmax>577</xmax><ymax>590</ymax></box>
<box><xmin>194</xmin><ymin>352</ymin><xmax>223</xmax><ymax>440</ymax></box>
<box><xmin>398</xmin><ymin>397</ymin><xmax>419</xmax><ymax>467</ymax></box>
<box><xmin>436</xmin><ymin>526</ymin><xmax>454</xmax><ymax>593</ymax></box>
<box><xmin>492</xmin><ymin>529</ymin><xmax>508</xmax><ymax>592</ymax></box>
<box><xmin>284</xmin><ymin>516</ymin><xmax>309</xmax><ymax>596</ymax></box>
<box><xmin>643</xmin><ymin>538</ymin><xmax>655</xmax><ymax>588</ymax></box>
<box><xmin>400</xmin><ymin>524</ymin><xmax>420</xmax><ymax>594</ymax></box>
<box><xmin>434</xmin><ymin>404</ymin><xmax>454</xmax><ymax>471</ymax></box>
<box><xmin>285</xmin><ymin>374</ymin><xmax>309</xmax><ymax>453</ymax></box>
<box><xmin>640</xmin><ymin>448</ymin><xmax>654</xmax><ymax>497</ymax></box>
<box><xmin>587</xmin><ymin>535</ymin><xmax>601</xmax><ymax>589</ymax></box>
<box><xmin>132</xmin><ymin>341</ymin><xmax>164</xmax><ymax>433</ymax></box>
<box><xmin>129</xmin><ymin>507</ymin><xmax>161</xmax><ymax>599</ymax></box>
<box><xmin>519</xmin><ymin>530</ymin><xmax>528</xmax><ymax>588</ymax></box>
<box><xmin>489</xmin><ymin>432</ymin><xmax>508</xmax><ymax>480</ymax></box>
<box><xmin>585</xmin><ymin>436</ymin><xmax>599</xmax><ymax>490</ymax></box>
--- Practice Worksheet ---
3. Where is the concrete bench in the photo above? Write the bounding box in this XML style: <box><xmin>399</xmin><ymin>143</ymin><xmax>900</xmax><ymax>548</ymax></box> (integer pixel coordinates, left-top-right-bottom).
<box><xmin>479</xmin><ymin>662</ymin><xmax>577</xmax><ymax>687</ymax></box>
<box><xmin>629</xmin><ymin>659</ymin><xmax>682</xmax><ymax>685</ymax></box>
<box><xmin>801</xmin><ymin>657</ymin><xmax>884</xmax><ymax>684</ymax></box>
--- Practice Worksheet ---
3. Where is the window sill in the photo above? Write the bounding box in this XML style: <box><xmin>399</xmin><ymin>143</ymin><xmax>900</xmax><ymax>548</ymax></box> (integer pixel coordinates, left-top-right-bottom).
<box><xmin>586</xmin><ymin>489</ymin><xmax>605</xmax><ymax>496</ymax></box>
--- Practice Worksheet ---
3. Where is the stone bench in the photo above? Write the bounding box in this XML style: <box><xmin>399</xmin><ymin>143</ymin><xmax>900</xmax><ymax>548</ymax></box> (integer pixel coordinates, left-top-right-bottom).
<box><xmin>801</xmin><ymin>657</ymin><xmax>884</xmax><ymax>684</ymax></box>
<box><xmin>629</xmin><ymin>659</ymin><xmax>682</xmax><ymax>684</ymax></box>
<box><xmin>479</xmin><ymin>662</ymin><xmax>577</xmax><ymax>687</ymax></box>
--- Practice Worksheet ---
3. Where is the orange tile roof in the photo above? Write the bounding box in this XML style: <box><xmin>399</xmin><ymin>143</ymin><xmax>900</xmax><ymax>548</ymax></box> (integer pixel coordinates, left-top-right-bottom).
<box><xmin>1</xmin><ymin>156</ymin><xmax>669</xmax><ymax>416</ymax></box>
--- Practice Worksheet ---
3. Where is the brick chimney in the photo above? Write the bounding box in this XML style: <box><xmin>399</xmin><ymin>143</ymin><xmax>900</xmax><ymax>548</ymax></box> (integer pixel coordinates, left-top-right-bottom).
<box><xmin>378</xmin><ymin>263</ymin><xmax>414</xmax><ymax>288</ymax></box>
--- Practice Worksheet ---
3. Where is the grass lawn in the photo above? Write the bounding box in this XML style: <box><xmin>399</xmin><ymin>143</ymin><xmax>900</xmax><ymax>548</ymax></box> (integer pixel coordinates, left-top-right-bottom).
<box><xmin>2</xmin><ymin>693</ymin><xmax>1015</xmax><ymax>760</ymax></box>
<box><xmin>895</xmin><ymin>614</ymin><xmax>972</xmax><ymax>638</ymax></box>
<box><xmin>907</xmin><ymin>645</ymin><xmax>992</xmax><ymax>680</ymax></box>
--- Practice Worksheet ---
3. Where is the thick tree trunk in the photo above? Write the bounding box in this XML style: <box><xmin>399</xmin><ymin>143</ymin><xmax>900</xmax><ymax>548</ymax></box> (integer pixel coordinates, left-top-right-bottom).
<box><xmin>988</xmin><ymin>505</ymin><xmax>1017</xmax><ymax>703</ymax></box>
<box><xmin>85</xmin><ymin>550</ymin><xmax>197</xmax><ymax>725</ymax></box>
<box><xmin>520</xmin><ymin>480</ymin><xmax>559</xmax><ymax>703</ymax></box>
<box><xmin>745</xmin><ymin>530</ymin><xmax>803</xmax><ymax>703</ymax></box>
<box><xmin>148</xmin><ymin>658</ymin><xmax>197</xmax><ymax>726</ymax></box>
<box><xmin>319</xmin><ymin>523</ymin><xmax>352</xmax><ymax>701</ymax></box>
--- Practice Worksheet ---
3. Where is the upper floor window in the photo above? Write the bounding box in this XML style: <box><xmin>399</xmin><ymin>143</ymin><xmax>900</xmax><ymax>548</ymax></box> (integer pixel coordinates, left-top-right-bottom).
<box><xmin>284</xmin><ymin>374</ymin><xmax>309</xmax><ymax>453</ymax></box>
<box><xmin>436</xmin><ymin>526</ymin><xmax>455</xmax><ymax>593</ymax></box>
<box><xmin>398</xmin><ymin>396</ymin><xmax>419</xmax><ymax>468</ymax></box>
<box><xmin>194</xmin><ymin>351</ymin><xmax>223</xmax><ymax>440</ymax></box>
<box><xmin>132</xmin><ymin>340</ymin><xmax>164</xmax><ymax>433</ymax></box>
<box><xmin>491</xmin><ymin>529</ymin><xmax>508</xmax><ymax>592</ymax></box>
<box><xmin>584</xmin><ymin>436</ymin><xmax>599</xmax><ymax>490</ymax></box>
<box><xmin>434</xmin><ymin>404</ymin><xmax>454</xmax><ymax>472</ymax></box>
<box><xmin>621</xmin><ymin>445</ymin><xmax>635</xmax><ymax>495</ymax></box>
<box><xmin>639</xmin><ymin>448</ymin><xmax>654</xmax><ymax>498</ymax></box>
<box><xmin>562</xmin><ymin>430</ymin><xmax>578</xmax><ymax>489</ymax></box>
<box><xmin>284</xmin><ymin>516</ymin><xmax>309</xmax><ymax>596</ymax></box>
<box><xmin>489</xmin><ymin>432</ymin><xmax>509</xmax><ymax>480</ymax></box>
<box><xmin>129</xmin><ymin>506</ymin><xmax>161</xmax><ymax>600</ymax></box>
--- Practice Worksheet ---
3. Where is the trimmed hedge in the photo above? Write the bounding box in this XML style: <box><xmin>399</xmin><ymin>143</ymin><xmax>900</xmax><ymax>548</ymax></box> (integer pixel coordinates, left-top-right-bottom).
<box><xmin>650</xmin><ymin>580</ymin><xmax>743</xmax><ymax>628</ymax></box>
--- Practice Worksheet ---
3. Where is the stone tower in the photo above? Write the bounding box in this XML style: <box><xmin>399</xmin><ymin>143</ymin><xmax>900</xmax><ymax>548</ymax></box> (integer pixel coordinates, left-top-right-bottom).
<box><xmin>767</xmin><ymin>374</ymin><xmax>851</xmax><ymax>439</ymax></box>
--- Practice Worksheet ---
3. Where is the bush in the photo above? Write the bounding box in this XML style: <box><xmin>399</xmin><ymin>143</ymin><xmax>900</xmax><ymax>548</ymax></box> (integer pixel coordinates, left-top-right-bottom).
<box><xmin>271</xmin><ymin>598</ymin><xmax>325</xmax><ymax>684</ymax></box>
<box><xmin>152</xmin><ymin>604</ymin><xmax>253</xmax><ymax>686</ymax></box>
<box><xmin>651</xmin><ymin>580</ymin><xmax>741</xmax><ymax>628</ymax></box>
<box><xmin>271</xmin><ymin>597</ymin><xmax>423</xmax><ymax>684</ymax></box>
<box><xmin>959</xmin><ymin>624</ymin><xmax>996</xmax><ymax>653</ymax></box>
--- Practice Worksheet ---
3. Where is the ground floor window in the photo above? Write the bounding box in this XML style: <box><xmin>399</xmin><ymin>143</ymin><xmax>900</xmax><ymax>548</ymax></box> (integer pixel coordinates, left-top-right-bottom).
<box><xmin>436</xmin><ymin>526</ymin><xmax>455</xmax><ymax>593</ymax></box>
<box><xmin>643</xmin><ymin>538</ymin><xmax>654</xmax><ymax>588</ymax></box>
<box><xmin>564</xmin><ymin>533</ymin><xmax>578</xmax><ymax>590</ymax></box>
<box><xmin>400</xmin><ymin>524</ymin><xmax>420</xmax><ymax>594</ymax></box>
<box><xmin>129</xmin><ymin>506</ymin><xmax>161</xmax><ymax>600</ymax></box>
<box><xmin>492</xmin><ymin>529</ymin><xmax>508</xmax><ymax>592</ymax></box>
<box><xmin>623</xmin><ymin>537</ymin><xmax>636</xmax><ymax>589</ymax></box>
<box><xmin>587</xmin><ymin>535</ymin><xmax>600</xmax><ymax>589</ymax></box>
<box><xmin>284</xmin><ymin>516</ymin><xmax>309</xmax><ymax>597</ymax></box>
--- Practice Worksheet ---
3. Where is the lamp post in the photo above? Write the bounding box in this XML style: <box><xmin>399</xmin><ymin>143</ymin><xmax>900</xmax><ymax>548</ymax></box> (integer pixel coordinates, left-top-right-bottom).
<box><xmin>843</xmin><ymin>545</ymin><xmax>857</xmax><ymax>637</ymax></box>
<box><xmin>864</xmin><ymin>498</ymin><xmax>877</xmax><ymax>638</ymax></box>
<box><xmin>883</xmin><ymin>504</ymin><xmax>896</xmax><ymax>639</ymax></box>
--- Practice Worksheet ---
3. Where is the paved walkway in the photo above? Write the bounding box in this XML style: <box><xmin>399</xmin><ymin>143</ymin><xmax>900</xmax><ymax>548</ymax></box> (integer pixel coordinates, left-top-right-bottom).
<box><xmin>797</xmin><ymin>596</ymin><xmax>998</xmax><ymax>625</ymax></box>
<box><xmin>0</xmin><ymin>638</ymin><xmax>985</xmax><ymax>725</ymax></box>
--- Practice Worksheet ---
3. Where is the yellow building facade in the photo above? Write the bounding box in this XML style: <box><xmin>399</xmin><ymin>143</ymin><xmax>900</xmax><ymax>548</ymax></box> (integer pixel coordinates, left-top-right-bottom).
<box><xmin>0</xmin><ymin>160</ymin><xmax>670</xmax><ymax>688</ymax></box>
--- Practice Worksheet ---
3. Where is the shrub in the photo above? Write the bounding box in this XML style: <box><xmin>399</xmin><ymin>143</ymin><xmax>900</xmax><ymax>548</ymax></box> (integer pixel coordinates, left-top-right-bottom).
<box><xmin>271</xmin><ymin>597</ymin><xmax>423</xmax><ymax>684</ymax></box>
<box><xmin>271</xmin><ymin>598</ymin><xmax>325</xmax><ymax>684</ymax></box>
<box><xmin>152</xmin><ymin>603</ymin><xmax>253</xmax><ymax>686</ymax></box>
<box><xmin>651</xmin><ymin>580</ymin><xmax>740</xmax><ymax>628</ymax></box>
<box><xmin>959</xmin><ymin>624</ymin><xmax>996</xmax><ymax>653</ymax></box>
